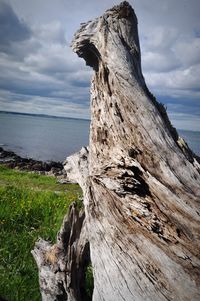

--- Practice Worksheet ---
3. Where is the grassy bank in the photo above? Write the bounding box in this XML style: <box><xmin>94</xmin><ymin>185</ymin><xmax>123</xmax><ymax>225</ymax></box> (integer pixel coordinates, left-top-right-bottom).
<box><xmin>0</xmin><ymin>165</ymin><xmax>82</xmax><ymax>301</ymax></box>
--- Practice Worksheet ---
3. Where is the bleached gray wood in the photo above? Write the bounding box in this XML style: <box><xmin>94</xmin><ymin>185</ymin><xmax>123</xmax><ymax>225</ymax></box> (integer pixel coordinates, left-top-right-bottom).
<box><xmin>32</xmin><ymin>203</ymin><xmax>89</xmax><ymax>301</ymax></box>
<box><xmin>33</xmin><ymin>2</ymin><xmax>200</xmax><ymax>300</ymax></box>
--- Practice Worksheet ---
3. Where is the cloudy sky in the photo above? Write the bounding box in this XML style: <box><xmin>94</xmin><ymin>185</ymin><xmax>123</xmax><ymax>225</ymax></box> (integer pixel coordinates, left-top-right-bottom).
<box><xmin>0</xmin><ymin>0</ymin><xmax>200</xmax><ymax>130</ymax></box>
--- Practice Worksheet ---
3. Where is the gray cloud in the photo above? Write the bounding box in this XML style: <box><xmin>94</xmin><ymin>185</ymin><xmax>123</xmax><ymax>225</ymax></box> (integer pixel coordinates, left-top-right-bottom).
<box><xmin>0</xmin><ymin>1</ymin><xmax>31</xmax><ymax>53</ymax></box>
<box><xmin>0</xmin><ymin>0</ymin><xmax>199</xmax><ymax>129</ymax></box>
<box><xmin>0</xmin><ymin>1</ymin><xmax>91</xmax><ymax>118</ymax></box>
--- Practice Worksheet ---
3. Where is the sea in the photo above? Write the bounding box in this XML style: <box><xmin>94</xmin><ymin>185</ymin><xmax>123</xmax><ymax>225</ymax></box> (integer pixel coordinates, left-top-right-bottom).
<box><xmin>0</xmin><ymin>111</ymin><xmax>199</xmax><ymax>162</ymax></box>
<box><xmin>0</xmin><ymin>112</ymin><xmax>90</xmax><ymax>162</ymax></box>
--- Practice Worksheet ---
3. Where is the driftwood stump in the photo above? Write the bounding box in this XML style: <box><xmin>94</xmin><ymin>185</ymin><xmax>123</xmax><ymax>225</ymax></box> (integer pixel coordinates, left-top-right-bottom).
<box><xmin>32</xmin><ymin>2</ymin><xmax>200</xmax><ymax>300</ymax></box>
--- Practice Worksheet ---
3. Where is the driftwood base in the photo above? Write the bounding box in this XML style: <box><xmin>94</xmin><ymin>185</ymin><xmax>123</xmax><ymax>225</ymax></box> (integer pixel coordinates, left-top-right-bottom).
<box><xmin>32</xmin><ymin>203</ymin><xmax>91</xmax><ymax>301</ymax></box>
<box><xmin>32</xmin><ymin>2</ymin><xmax>200</xmax><ymax>300</ymax></box>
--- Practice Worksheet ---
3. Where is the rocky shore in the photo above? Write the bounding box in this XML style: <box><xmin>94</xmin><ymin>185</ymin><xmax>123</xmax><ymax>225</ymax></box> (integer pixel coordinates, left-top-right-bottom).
<box><xmin>0</xmin><ymin>147</ymin><xmax>67</xmax><ymax>178</ymax></box>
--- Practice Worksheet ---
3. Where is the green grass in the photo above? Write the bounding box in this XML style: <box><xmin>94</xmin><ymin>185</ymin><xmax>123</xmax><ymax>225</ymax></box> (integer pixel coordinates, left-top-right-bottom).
<box><xmin>85</xmin><ymin>263</ymin><xmax>94</xmax><ymax>300</ymax></box>
<box><xmin>0</xmin><ymin>165</ymin><xmax>78</xmax><ymax>192</ymax></box>
<box><xmin>0</xmin><ymin>165</ymin><xmax>82</xmax><ymax>301</ymax></box>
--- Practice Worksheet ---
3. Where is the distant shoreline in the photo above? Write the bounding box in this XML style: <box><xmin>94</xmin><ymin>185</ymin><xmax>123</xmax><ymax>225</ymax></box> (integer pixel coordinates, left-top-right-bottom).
<box><xmin>0</xmin><ymin>111</ymin><xmax>199</xmax><ymax>157</ymax></box>
<box><xmin>1</xmin><ymin>110</ymin><xmax>200</xmax><ymax>133</ymax></box>
<box><xmin>0</xmin><ymin>110</ymin><xmax>90</xmax><ymax>122</ymax></box>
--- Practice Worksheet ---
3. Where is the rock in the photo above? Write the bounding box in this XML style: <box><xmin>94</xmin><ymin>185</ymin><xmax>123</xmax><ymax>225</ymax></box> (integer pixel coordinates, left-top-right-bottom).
<box><xmin>0</xmin><ymin>147</ymin><xmax>65</xmax><ymax>177</ymax></box>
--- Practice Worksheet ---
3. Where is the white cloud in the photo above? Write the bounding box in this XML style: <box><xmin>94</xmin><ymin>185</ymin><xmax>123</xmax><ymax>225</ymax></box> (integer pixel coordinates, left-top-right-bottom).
<box><xmin>0</xmin><ymin>7</ymin><xmax>91</xmax><ymax>118</ymax></box>
<box><xmin>142</xmin><ymin>26</ymin><xmax>178</xmax><ymax>51</ymax></box>
<box><xmin>173</xmin><ymin>37</ymin><xmax>200</xmax><ymax>67</ymax></box>
<box><xmin>0</xmin><ymin>0</ymin><xmax>200</xmax><ymax>130</ymax></box>
<box><xmin>145</xmin><ymin>63</ymin><xmax>200</xmax><ymax>94</ymax></box>
<box><xmin>169</xmin><ymin>112</ymin><xmax>200</xmax><ymax>131</ymax></box>
<box><xmin>0</xmin><ymin>90</ymin><xmax>90</xmax><ymax>119</ymax></box>
<box><xmin>142</xmin><ymin>50</ymin><xmax>180</xmax><ymax>72</ymax></box>
<box><xmin>33</xmin><ymin>21</ymin><xmax>66</xmax><ymax>44</ymax></box>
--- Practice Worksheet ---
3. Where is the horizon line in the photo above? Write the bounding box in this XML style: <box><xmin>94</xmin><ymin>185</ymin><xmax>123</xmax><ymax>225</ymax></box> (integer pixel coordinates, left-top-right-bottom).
<box><xmin>0</xmin><ymin>110</ymin><xmax>199</xmax><ymax>133</ymax></box>
<box><xmin>0</xmin><ymin>110</ymin><xmax>91</xmax><ymax>122</ymax></box>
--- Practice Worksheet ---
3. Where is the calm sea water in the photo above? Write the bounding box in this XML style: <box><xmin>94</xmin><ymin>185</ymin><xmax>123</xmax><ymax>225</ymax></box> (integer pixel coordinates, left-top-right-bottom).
<box><xmin>0</xmin><ymin>112</ymin><xmax>90</xmax><ymax>162</ymax></box>
<box><xmin>0</xmin><ymin>112</ymin><xmax>199</xmax><ymax>161</ymax></box>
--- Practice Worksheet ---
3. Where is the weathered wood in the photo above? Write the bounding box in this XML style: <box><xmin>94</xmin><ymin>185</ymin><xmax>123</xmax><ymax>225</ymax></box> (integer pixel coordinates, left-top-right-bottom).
<box><xmin>32</xmin><ymin>202</ymin><xmax>90</xmax><ymax>301</ymax></box>
<box><xmin>33</xmin><ymin>2</ymin><xmax>200</xmax><ymax>300</ymax></box>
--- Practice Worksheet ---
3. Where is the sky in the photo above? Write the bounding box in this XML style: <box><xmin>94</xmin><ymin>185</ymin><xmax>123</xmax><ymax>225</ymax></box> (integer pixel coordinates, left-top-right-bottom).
<box><xmin>0</xmin><ymin>0</ymin><xmax>200</xmax><ymax>131</ymax></box>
